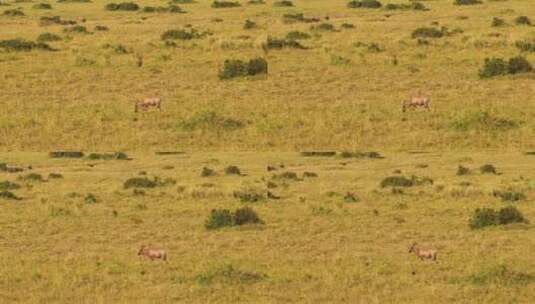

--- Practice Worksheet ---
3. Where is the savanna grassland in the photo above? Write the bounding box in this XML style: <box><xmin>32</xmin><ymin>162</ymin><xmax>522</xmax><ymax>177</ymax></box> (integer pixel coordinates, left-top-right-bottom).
<box><xmin>2</xmin><ymin>0</ymin><xmax>535</xmax><ymax>303</ymax></box>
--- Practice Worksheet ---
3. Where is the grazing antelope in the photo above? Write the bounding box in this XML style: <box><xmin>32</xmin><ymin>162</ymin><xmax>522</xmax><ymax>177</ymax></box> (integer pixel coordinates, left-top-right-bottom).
<box><xmin>402</xmin><ymin>95</ymin><xmax>431</xmax><ymax>112</ymax></box>
<box><xmin>138</xmin><ymin>245</ymin><xmax>168</xmax><ymax>262</ymax></box>
<box><xmin>135</xmin><ymin>97</ymin><xmax>161</xmax><ymax>113</ymax></box>
<box><xmin>408</xmin><ymin>243</ymin><xmax>437</xmax><ymax>261</ymax></box>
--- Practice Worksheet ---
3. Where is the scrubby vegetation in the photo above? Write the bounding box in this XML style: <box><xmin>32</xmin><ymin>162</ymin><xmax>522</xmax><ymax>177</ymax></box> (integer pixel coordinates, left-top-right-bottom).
<box><xmin>219</xmin><ymin>57</ymin><xmax>267</xmax><ymax>79</ymax></box>
<box><xmin>205</xmin><ymin>207</ymin><xmax>263</xmax><ymax>229</ymax></box>
<box><xmin>469</xmin><ymin>206</ymin><xmax>527</xmax><ymax>229</ymax></box>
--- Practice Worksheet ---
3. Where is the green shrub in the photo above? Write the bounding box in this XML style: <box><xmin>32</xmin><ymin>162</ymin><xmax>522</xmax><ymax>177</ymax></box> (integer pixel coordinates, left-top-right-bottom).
<box><xmin>282</xmin><ymin>13</ymin><xmax>319</xmax><ymax>23</ymax></box>
<box><xmin>491</xmin><ymin>17</ymin><xmax>505</xmax><ymax>27</ymax></box>
<box><xmin>0</xmin><ymin>181</ymin><xmax>21</xmax><ymax>191</ymax></box>
<box><xmin>493</xmin><ymin>190</ymin><xmax>525</xmax><ymax>202</ymax></box>
<box><xmin>247</xmin><ymin>0</ymin><xmax>264</xmax><ymax>4</ymax></box>
<box><xmin>211</xmin><ymin>1</ymin><xmax>240</xmax><ymax>8</ymax></box>
<box><xmin>49</xmin><ymin>151</ymin><xmax>84</xmax><ymax>158</ymax></box>
<box><xmin>48</xmin><ymin>173</ymin><xmax>63</xmax><ymax>179</ymax></box>
<box><xmin>233</xmin><ymin>206</ymin><xmax>263</xmax><ymax>225</ymax></box>
<box><xmin>84</xmin><ymin>193</ymin><xmax>98</xmax><ymax>204</ymax></box>
<box><xmin>311</xmin><ymin>23</ymin><xmax>335</xmax><ymax>31</ymax></box>
<box><xmin>411</xmin><ymin>27</ymin><xmax>444</xmax><ymax>39</ymax></box>
<box><xmin>273</xmin><ymin>0</ymin><xmax>292</xmax><ymax>7</ymax></box>
<box><xmin>380</xmin><ymin>176</ymin><xmax>413</xmax><ymax>187</ymax></box>
<box><xmin>86</xmin><ymin>152</ymin><xmax>128</xmax><ymax>160</ymax></box>
<box><xmin>105</xmin><ymin>2</ymin><xmax>139</xmax><ymax>11</ymax></box>
<box><xmin>37</xmin><ymin>33</ymin><xmax>62</xmax><ymax>42</ymax></box>
<box><xmin>385</xmin><ymin>2</ymin><xmax>426</xmax><ymax>10</ymax></box>
<box><xmin>480</xmin><ymin>164</ymin><xmax>497</xmax><ymax>174</ymax></box>
<box><xmin>33</xmin><ymin>3</ymin><xmax>52</xmax><ymax>9</ymax></box>
<box><xmin>123</xmin><ymin>177</ymin><xmax>157</xmax><ymax>189</ymax></box>
<box><xmin>515</xmin><ymin>40</ymin><xmax>535</xmax><ymax>52</ymax></box>
<box><xmin>225</xmin><ymin>166</ymin><xmax>241</xmax><ymax>175</ymax></box>
<box><xmin>457</xmin><ymin>165</ymin><xmax>471</xmax><ymax>175</ymax></box>
<box><xmin>205</xmin><ymin>209</ymin><xmax>234</xmax><ymax>229</ymax></box>
<box><xmin>64</xmin><ymin>25</ymin><xmax>89</xmax><ymax>34</ymax></box>
<box><xmin>341</xmin><ymin>23</ymin><xmax>355</xmax><ymax>29</ymax></box>
<box><xmin>0</xmin><ymin>39</ymin><xmax>54</xmax><ymax>52</ymax></box>
<box><xmin>18</xmin><ymin>173</ymin><xmax>44</xmax><ymax>182</ymax></box>
<box><xmin>514</xmin><ymin>16</ymin><xmax>531</xmax><ymax>25</ymax></box>
<box><xmin>508</xmin><ymin>56</ymin><xmax>533</xmax><ymax>74</ymax></box>
<box><xmin>3</xmin><ymin>9</ymin><xmax>24</xmax><ymax>16</ymax></box>
<box><xmin>301</xmin><ymin>151</ymin><xmax>336</xmax><ymax>157</ymax></box>
<box><xmin>479</xmin><ymin>58</ymin><xmax>508</xmax><ymax>78</ymax></box>
<box><xmin>265</xmin><ymin>37</ymin><xmax>306</xmax><ymax>49</ymax></box>
<box><xmin>219</xmin><ymin>57</ymin><xmax>267</xmax><ymax>79</ymax></box>
<box><xmin>498</xmin><ymin>206</ymin><xmax>526</xmax><ymax>225</ymax></box>
<box><xmin>40</xmin><ymin>16</ymin><xmax>76</xmax><ymax>26</ymax></box>
<box><xmin>95</xmin><ymin>25</ymin><xmax>109</xmax><ymax>31</ymax></box>
<box><xmin>233</xmin><ymin>189</ymin><xmax>265</xmax><ymax>202</ymax></box>
<box><xmin>201</xmin><ymin>167</ymin><xmax>216</xmax><ymax>177</ymax></box>
<box><xmin>169</xmin><ymin>0</ymin><xmax>194</xmax><ymax>3</ymax></box>
<box><xmin>0</xmin><ymin>191</ymin><xmax>21</xmax><ymax>200</ymax></box>
<box><xmin>340</xmin><ymin>151</ymin><xmax>383</xmax><ymax>159</ymax></box>
<box><xmin>143</xmin><ymin>5</ymin><xmax>185</xmax><ymax>13</ymax></box>
<box><xmin>454</xmin><ymin>0</ymin><xmax>481</xmax><ymax>5</ymax></box>
<box><xmin>243</xmin><ymin>19</ymin><xmax>256</xmax><ymax>29</ymax></box>
<box><xmin>347</xmin><ymin>0</ymin><xmax>382</xmax><ymax>8</ymax></box>
<box><xmin>161</xmin><ymin>28</ymin><xmax>209</xmax><ymax>40</ymax></box>
<box><xmin>469</xmin><ymin>206</ymin><xmax>527</xmax><ymax>229</ymax></box>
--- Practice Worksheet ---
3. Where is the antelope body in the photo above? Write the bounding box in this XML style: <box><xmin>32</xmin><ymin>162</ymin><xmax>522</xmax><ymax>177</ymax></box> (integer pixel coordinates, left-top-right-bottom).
<box><xmin>138</xmin><ymin>245</ymin><xmax>167</xmax><ymax>261</ymax></box>
<box><xmin>408</xmin><ymin>243</ymin><xmax>437</xmax><ymax>261</ymax></box>
<box><xmin>135</xmin><ymin>98</ymin><xmax>161</xmax><ymax>113</ymax></box>
<box><xmin>402</xmin><ymin>96</ymin><xmax>430</xmax><ymax>112</ymax></box>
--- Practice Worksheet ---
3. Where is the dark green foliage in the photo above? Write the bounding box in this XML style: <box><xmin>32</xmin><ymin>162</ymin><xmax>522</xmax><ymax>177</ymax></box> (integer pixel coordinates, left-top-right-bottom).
<box><xmin>0</xmin><ymin>181</ymin><xmax>21</xmax><ymax>191</ymax></box>
<box><xmin>273</xmin><ymin>0</ymin><xmax>292</xmax><ymax>7</ymax></box>
<box><xmin>142</xmin><ymin>5</ymin><xmax>185</xmax><ymax>13</ymax></box>
<box><xmin>493</xmin><ymin>190</ymin><xmax>525</xmax><ymax>202</ymax></box>
<box><xmin>311</xmin><ymin>23</ymin><xmax>335</xmax><ymax>31</ymax></box>
<box><xmin>243</xmin><ymin>19</ymin><xmax>256</xmax><ymax>29</ymax></box>
<box><xmin>37</xmin><ymin>33</ymin><xmax>62</xmax><ymax>42</ymax></box>
<box><xmin>514</xmin><ymin>16</ymin><xmax>531</xmax><ymax>25</ymax></box>
<box><xmin>0</xmin><ymin>39</ymin><xmax>54</xmax><ymax>52</ymax></box>
<box><xmin>491</xmin><ymin>17</ymin><xmax>505</xmax><ymax>27</ymax></box>
<box><xmin>347</xmin><ymin>0</ymin><xmax>382</xmax><ymax>9</ymax></box>
<box><xmin>301</xmin><ymin>151</ymin><xmax>336</xmax><ymax>157</ymax></box>
<box><xmin>282</xmin><ymin>13</ymin><xmax>319</xmax><ymax>23</ymax></box>
<box><xmin>469</xmin><ymin>206</ymin><xmax>526</xmax><ymax>229</ymax></box>
<box><xmin>219</xmin><ymin>57</ymin><xmax>267</xmax><ymax>80</ymax></box>
<box><xmin>478</xmin><ymin>57</ymin><xmax>508</xmax><ymax>78</ymax></box>
<box><xmin>123</xmin><ymin>177</ymin><xmax>157</xmax><ymax>189</ymax></box>
<box><xmin>233</xmin><ymin>206</ymin><xmax>263</xmax><ymax>225</ymax></box>
<box><xmin>18</xmin><ymin>173</ymin><xmax>44</xmax><ymax>182</ymax></box>
<box><xmin>480</xmin><ymin>164</ymin><xmax>497</xmax><ymax>174</ymax></box>
<box><xmin>225</xmin><ymin>166</ymin><xmax>241</xmax><ymax>175</ymax></box>
<box><xmin>86</xmin><ymin>152</ymin><xmax>128</xmax><ymax>160</ymax></box>
<box><xmin>0</xmin><ymin>191</ymin><xmax>21</xmax><ymax>200</ymax></box>
<box><xmin>3</xmin><ymin>9</ymin><xmax>24</xmax><ymax>16</ymax></box>
<box><xmin>385</xmin><ymin>2</ymin><xmax>426</xmax><ymax>10</ymax></box>
<box><xmin>265</xmin><ymin>37</ymin><xmax>306</xmax><ymax>49</ymax></box>
<box><xmin>161</xmin><ymin>28</ymin><xmax>210</xmax><ymax>40</ymax></box>
<box><xmin>508</xmin><ymin>56</ymin><xmax>533</xmax><ymax>74</ymax></box>
<box><xmin>205</xmin><ymin>207</ymin><xmax>263</xmax><ymax>229</ymax></box>
<box><xmin>411</xmin><ymin>27</ymin><xmax>444</xmax><ymax>39</ymax></box>
<box><xmin>205</xmin><ymin>209</ymin><xmax>234</xmax><ymax>229</ymax></box>
<box><xmin>105</xmin><ymin>2</ymin><xmax>139</xmax><ymax>11</ymax></box>
<box><xmin>84</xmin><ymin>193</ymin><xmax>97</xmax><ymax>204</ymax></box>
<box><xmin>340</xmin><ymin>151</ymin><xmax>383</xmax><ymax>159</ymax></box>
<box><xmin>48</xmin><ymin>173</ymin><xmax>63</xmax><ymax>179</ymax></box>
<box><xmin>457</xmin><ymin>165</ymin><xmax>471</xmax><ymax>175</ymax></box>
<box><xmin>33</xmin><ymin>3</ymin><xmax>52</xmax><ymax>9</ymax></box>
<box><xmin>49</xmin><ymin>151</ymin><xmax>84</xmax><ymax>158</ymax></box>
<box><xmin>201</xmin><ymin>167</ymin><xmax>216</xmax><ymax>177</ymax></box>
<box><xmin>211</xmin><ymin>1</ymin><xmax>240</xmax><ymax>8</ymax></box>
<box><xmin>177</xmin><ymin>111</ymin><xmax>244</xmax><ymax>132</ymax></box>
<box><xmin>380</xmin><ymin>175</ymin><xmax>433</xmax><ymax>188</ymax></box>
<box><xmin>64</xmin><ymin>25</ymin><xmax>89</xmax><ymax>34</ymax></box>
<box><xmin>40</xmin><ymin>16</ymin><xmax>77</xmax><ymax>26</ymax></box>
<box><xmin>454</xmin><ymin>0</ymin><xmax>481</xmax><ymax>5</ymax></box>
<box><xmin>95</xmin><ymin>25</ymin><xmax>109</xmax><ymax>31</ymax></box>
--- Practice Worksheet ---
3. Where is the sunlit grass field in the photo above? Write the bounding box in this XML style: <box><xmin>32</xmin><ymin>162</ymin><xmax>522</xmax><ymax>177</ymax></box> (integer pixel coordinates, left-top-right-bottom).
<box><xmin>1</xmin><ymin>0</ymin><xmax>535</xmax><ymax>150</ymax></box>
<box><xmin>0</xmin><ymin>151</ymin><xmax>534</xmax><ymax>302</ymax></box>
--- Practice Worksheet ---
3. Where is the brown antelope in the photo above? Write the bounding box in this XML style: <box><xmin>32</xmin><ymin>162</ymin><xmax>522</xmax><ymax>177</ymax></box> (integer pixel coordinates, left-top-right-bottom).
<box><xmin>408</xmin><ymin>243</ymin><xmax>437</xmax><ymax>261</ymax></box>
<box><xmin>138</xmin><ymin>245</ymin><xmax>168</xmax><ymax>262</ymax></box>
<box><xmin>402</xmin><ymin>95</ymin><xmax>430</xmax><ymax>112</ymax></box>
<box><xmin>135</xmin><ymin>97</ymin><xmax>161</xmax><ymax>113</ymax></box>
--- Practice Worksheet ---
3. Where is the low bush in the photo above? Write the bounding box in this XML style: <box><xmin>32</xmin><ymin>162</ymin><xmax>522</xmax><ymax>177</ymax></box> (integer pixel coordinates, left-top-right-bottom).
<box><xmin>0</xmin><ymin>39</ymin><xmax>54</xmax><ymax>52</ymax></box>
<box><xmin>37</xmin><ymin>33</ymin><xmax>62</xmax><ymax>42</ymax></box>
<box><xmin>123</xmin><ymin>177</ymin><xmax>157</xmax><ymax>189</ymax></box>
<box><xmin>265</xmin><ymin>37</ymin><xmax>306</xmax><ymax>49</ymax></box>
<box><xmin>3</xmin><ymin>9</ymin><xmax>24</xmax><ymax>16</ymax></box>
<box><xmin>301</xmin><ymin>151</ymin><xmax>336</xmax><ymax>157</ymax></box>
<box><xmin>385</xmin><ymin>2</ymin><xmax>426</xmax><ymax>10</ymax></box>
<box><xmin>225</xmin><ymin>166</ymin><xmax>241</xmax><ymax>175</ymax></box>
<box><xmin>18</xmin><ymin>173</ymin><xmax>44</xmax><ymax>182</ymax></box>
<box><xmin>469</xmin><ymin>206</ymin><xmax>526</xmax><ymax>229</ymax></box>
<box><xmin>0</xmin><ymin>181</ymin><xmax>21</xmax><ymax>191</ymax></box>
<box><xmin>205</xmin><ymin>207</ymin><xmax>263</xmax><ymax>229</ymax></box>
<box><xmin>491</xmin><ymin>17</ymin><xmax>506</xmax><ymax>27</ymax></box>
<box><xmin>49</xmin><ymin>151</ymin><xmax>84</xmax><ymax>158</ymax></box>
<box><xmin>311</xmin><ymin>23</ymin><xmax>335</xmax><ymax>32</ymax></box>
<box><xmin>514</xmin><ymin>16</ymin><xmax>531</xmax><ymax>25</ymax></box>
<box><xmin>380</xmin><ymin>175</ymin><xmax>433</xmax><ymax>188</ymax></box>
<box><xmin>177</xmin><ymin>111</ymin><xmax>244</xmax><ymax>132</ymax></box>
<box><xmin>0</xmin><ymin>191</ymin><xmax>21</xmax><ymax>200</ymax></box>
<box><xmin>201</xmin><ymin>167</ymin><xmax>216</xmax><ymax>177</ymax></box>
<box><xmin>40</xmin><ymin>16</ymin><xmax>76</xmax><ymax>26</ymax></box>
<box><xmin>454</xmin><ymin>0</ymin><xmax>481</xmax><ymax>5</ymax></box>
<box><xmin>480</xmin><ymin>164</ymin><xmax>497</xmax><ymax>174</ymax></box>
<box><xmin>219</xmin><ymin>57</ymin><xmax>267</xmax><ymax>79</ymax></box>
<box><xmin>515</xmin><ymin>40</ymin><xmax>535</xmax><ymax>52</ymax></box>
<box><xmin>105</xmin><ymin>2</ymin><xmax>139</xmax><ymax>11</ymax></box>
<box><xmin>211</xmin><ymin>1</ymin><xmax>240</xmax><ymax>8</ymax></box>
<box><xmin>63</xmin><ymin>25</ymin><xmax>90</xmax><ymax>34</ymax></box>
<box><xmin>347</xmin><ymin>0</ymin><xmax>381</xmax><ymax>8</ymax></box>
<box><xmin>243</xmin><ymin>19</ymin><xmax>256</xmax><ymax>29</ymax></box>
<box><xmin>33</xmin><ymin>3</ymin><xmax>52</xmax><ymax>9</ymax></box>
<box><xmin>282</xmin><ymin>13</ymin><xmax>319</xmax><ymax>23</ymax></box>
<box><xmin>94</xmin><ymin>25</ymin><xmax>109</xmax><ymax>31</ymax></box>
<box><xmin>48</xmin><ymin>173</ymin><xmax>63</xmax><ymax>179</ymax></box>
<box><xmin>339</xmin><ymin>151</ymin><xmax>383</xmax><ymax>159</ymax></box>
<box><xmin>161</xmin><ymin>28</ymin><xmax>210</xmax><ymax>40</ymax></box>
<box><xmin>86</xmin><ymin>152</ymin><xmax>128</xmax><ymax>160</ymax></box>
<box><xmin>493</xmin><ymin>190</ymin><xmax>525</xmax><ymax>202</ymax></box>
<box><xmin>411</xmin><ymin>27</ymin><xmax>445</xmax><ymax>39</ymax></box>
<box><xmin>273</xmin><ymin>0</ymin><xmax>292</xmax><ymax>7</ymax></box>
<box><xmin>457</xmin><ymin>165</ymin><xmax>471</xmax><ymax>175</ymax></box>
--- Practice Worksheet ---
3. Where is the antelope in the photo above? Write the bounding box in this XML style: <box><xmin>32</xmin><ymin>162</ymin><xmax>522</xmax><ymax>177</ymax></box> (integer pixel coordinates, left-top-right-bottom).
<box><xmin>135</xmin><ymin>97</ymin><xmax>161</xmax><ymax>113</ymax></box>
<box><xmin>408</xmin><ymin>243</ymin><xmax>437</xmax><ymax>261</ymax></box>
<box><xmin>402</xmin><ymin>95</ymin><xmax>430</xmax><ymax>112</ymax></box>
<box><xmin>138</xmin><ymin>245</ymin><xmax>168</xmax><ymax>262</ymax></box>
